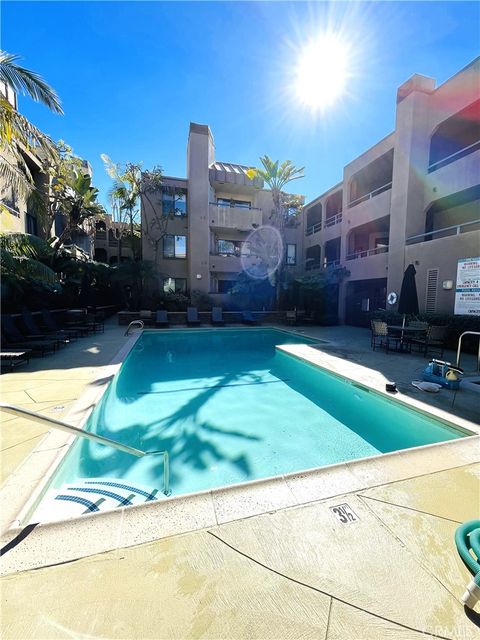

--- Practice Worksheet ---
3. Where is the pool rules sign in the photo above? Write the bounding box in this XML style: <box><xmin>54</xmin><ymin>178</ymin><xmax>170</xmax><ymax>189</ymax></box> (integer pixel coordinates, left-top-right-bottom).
<box><xmin>454</xmin><ymin>257</ymin><xmax>480</xmax><ymax>316</ymax></box>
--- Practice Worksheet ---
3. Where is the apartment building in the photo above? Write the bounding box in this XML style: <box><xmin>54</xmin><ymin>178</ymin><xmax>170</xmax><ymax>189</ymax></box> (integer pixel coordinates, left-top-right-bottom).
<box><xmin>304</xmin><ymin>57</ymin><xmax>479</xmax><ymax>325</ymax></box>
<box><xmin>141</xmin><ymin>123</ymin><xmax>304</xmax><ymax>305</ymax></box>
<box><xmin>93</xmin><ymin>215</ymin><xmax>135</xmax><ymax>264</ymax></box>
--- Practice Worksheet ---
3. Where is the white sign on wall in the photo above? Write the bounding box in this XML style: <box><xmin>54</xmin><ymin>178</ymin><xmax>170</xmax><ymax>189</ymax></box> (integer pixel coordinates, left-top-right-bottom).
<box><xmin>454</xmin><ymin>257</ymin><xmax>480</xmax><ymax>316</ymax></box>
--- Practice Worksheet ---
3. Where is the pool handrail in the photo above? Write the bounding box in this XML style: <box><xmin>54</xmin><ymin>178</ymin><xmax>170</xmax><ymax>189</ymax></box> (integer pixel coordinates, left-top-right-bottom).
<box><xmin>0</xmin><ymin>403</ymin><xmax>170</xmax><ymax>496</ymax></box>
<box><xmin>124</xmin><ymin>320</ymin><xmax>144</xmax><ymax>336</ymax></box>
<box><xmin>456</xmin><ymin>331</ymin><xmax>480</xmax><ymax>373</ymax></box>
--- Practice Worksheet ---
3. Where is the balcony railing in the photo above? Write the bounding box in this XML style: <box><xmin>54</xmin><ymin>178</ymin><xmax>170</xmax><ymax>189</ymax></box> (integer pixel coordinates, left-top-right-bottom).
<box><xmin>406</xmin><ymin>219</ymin><xmax>480</xmax><ymax>245</ymax></box>
<box><xmin>324</xmin><ymin>259</ymin><xmax>341</xmax><ymax>268</ymax></box>
<box><xmin>348</xmin><ymin>182</ymin><xmax>392</xmax><ymax>208</ymax></box>
<box><xmin>209</xmin><ymin>202</ymin><xmax>261</xmax><ymax>211</ymax></box>
<box><xmin>428</xmin><ymin>140</ymin><xmax>480</xmax><ymax>173</ymax></box>
<box><xmin>324</xmin><ymin>213</ymin><xmax>342</xmax><ymax>227</ymax></box>
<box><xmin>306</xmin><ymin>222</ymin><xmax>322</xmax><ymax>236</ymax></box>
<box><xmin>346</xmin><ymin>245</ymin><xmax>389</xmax><ymax>261</ymax></box>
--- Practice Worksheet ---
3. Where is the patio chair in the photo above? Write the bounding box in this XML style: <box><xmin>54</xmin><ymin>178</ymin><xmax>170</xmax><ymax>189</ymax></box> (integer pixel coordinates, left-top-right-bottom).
<box><xmin>285</xmin><ymin>310</ymin><xmax>297</xmax><ymax>326</ymax></box>
<box><xmin>1</xmin><ymin>330</ymin><xmax>56</xmax><ymax>357</ymax></box>
<box><xmin>211</xmin><ymin>307</ymin><xmax>225</xmax><ymax>326</ymax></box>
<box><xmin>41</xmin><ymin>309</ymin><xmax>82</xmax><ymax>340</ymax></box>
<box><xmin>21</xmin><ymin>310</ymin><xmax>71</xmax><ymax>346</ymax></box>
<box><xmin>155</xmin><ymin>310</ymin><xmax>169</xmax><ymax>327</ymax></box>
<box><xmin>241</xmin><ymin>311</ymin><xmax>258</xmax><ymax>325</ymax></box>
<box><xmin>410</xmin><ymin>325</ymin><xmax>447</xmax><ymax>358</ymax></box>
<box><xmin>0</xmin><ymin>348</ymin><xmax>31</xmax><ymax>371</ymax></box>
<box><xmin>187</xmin><ymin>307</ymin><xmax>200</xmax><ymax>326</ymax></box>
<box><xmin>370</xmin><ymin>320</ymin><xmax>401</xmax><ymax>353</ymax></box>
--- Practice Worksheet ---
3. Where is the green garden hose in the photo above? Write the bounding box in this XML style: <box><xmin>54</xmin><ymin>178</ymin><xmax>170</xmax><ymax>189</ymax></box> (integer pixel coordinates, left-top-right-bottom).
<box><xmin>455</xmin><ymin>520</ymin><xmax>480</xmax><ymax>609</ymax></box>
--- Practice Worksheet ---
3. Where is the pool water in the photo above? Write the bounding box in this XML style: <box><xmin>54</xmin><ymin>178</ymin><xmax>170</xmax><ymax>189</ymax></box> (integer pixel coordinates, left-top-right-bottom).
<box><xmin>52</xmin><ymin>329</ymin><xmax>463</xmax><ymax>496</ymax></box>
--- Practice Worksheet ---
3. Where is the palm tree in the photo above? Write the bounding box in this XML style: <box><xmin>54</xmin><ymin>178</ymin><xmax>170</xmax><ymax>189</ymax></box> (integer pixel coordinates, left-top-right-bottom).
<box><xmin>250</xmin><ymin>156</ymin><xmax>305</xmax><ymax>231</ymax></box>
<box><xmin>0</xmin><ymin>51</ymin><xmax>62</xmax><ymax>201</ymax></box>
<box><xmin>247</xmin><ymin>156</ymin><xmax>305</xmax><ymax>306</ymax></box>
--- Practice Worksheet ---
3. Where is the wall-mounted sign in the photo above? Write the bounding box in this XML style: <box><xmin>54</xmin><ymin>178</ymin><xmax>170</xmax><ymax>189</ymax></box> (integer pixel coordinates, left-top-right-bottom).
<box><xmin>454</xmin><ymin>257</ymin><xmax>480</xmax><ymax>316</ymax></box>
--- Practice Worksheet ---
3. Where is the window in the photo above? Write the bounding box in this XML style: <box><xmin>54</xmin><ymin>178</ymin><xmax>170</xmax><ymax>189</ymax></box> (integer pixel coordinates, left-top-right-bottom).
<box><xmin>163</xmin><ymin>277</ymin><xmax>187</xmax><ymax>294</ymax></box>
<box><xmin>162</xmin><ymin>187</ymin><xmax>187</xmax><ymax>216</ymax></box>
<box><xmin>216</xmin><ymin>239</ymin><xmax>246</xmax><ymax>256</ymax></box>
<box><xmin>163</xmin><ymin>235</ymin><xmax>187</xmax><ymax>258</ymax></box>
<box><xmin>286</xmin><ymin>243</ymin><xmax>296</xmax><ymax>265</ymax></box>
<box><xmin>217</xmin><ymin>279</ymin><xmax>237</xmax><ymax>293</ymax></box>
<box><xmin>26</xmin><ymin>213</ymin><xmax>38</xmax><ymax>236</ymax></box>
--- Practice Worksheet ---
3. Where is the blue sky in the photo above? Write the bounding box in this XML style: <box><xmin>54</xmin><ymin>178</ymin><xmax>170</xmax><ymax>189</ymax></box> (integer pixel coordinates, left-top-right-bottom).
<box><xmin>3</xmin><ymin>1</ymin><xmax>479</xmax><ymax>206</ymax></box>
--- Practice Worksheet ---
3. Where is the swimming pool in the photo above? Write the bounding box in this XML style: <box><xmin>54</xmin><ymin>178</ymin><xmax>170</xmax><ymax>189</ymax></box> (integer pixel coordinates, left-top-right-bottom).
<box><xmin>45</xmin><ymin>328</ymin><xmax>464</xmax><ymax>500</ymax></box>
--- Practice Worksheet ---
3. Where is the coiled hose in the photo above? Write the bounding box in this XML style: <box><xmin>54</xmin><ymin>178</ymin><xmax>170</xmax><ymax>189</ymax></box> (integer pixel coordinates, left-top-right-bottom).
<box><xmin>455</xmin><ymin>519</ymin><xmax>480</xmax><ymax>609</ymax></box>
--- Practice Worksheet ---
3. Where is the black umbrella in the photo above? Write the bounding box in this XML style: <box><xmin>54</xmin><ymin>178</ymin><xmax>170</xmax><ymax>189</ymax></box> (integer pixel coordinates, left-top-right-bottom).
<box><xmin>398</xmin><ymin>264</ymin><xmax>419</xmax><ymax>338</ymax></box>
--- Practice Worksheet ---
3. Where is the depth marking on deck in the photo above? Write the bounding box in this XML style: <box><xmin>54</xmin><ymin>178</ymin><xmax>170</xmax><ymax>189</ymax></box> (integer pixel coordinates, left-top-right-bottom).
<box><xmin>330</xmin><ymin>503</ymin><xmax>359</xmax><ymax>524</ymax></box>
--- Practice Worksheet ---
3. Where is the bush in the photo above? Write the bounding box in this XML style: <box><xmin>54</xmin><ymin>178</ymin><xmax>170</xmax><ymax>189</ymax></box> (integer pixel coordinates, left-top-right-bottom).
<box><xmin>190</xmin><ymin>290</ymin><xmax>215</xmax><ymax>311</ymax></box>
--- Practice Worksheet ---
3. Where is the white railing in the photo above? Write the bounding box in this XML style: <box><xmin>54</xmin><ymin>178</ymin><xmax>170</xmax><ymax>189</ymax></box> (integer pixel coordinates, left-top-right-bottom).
<box><xmin>348</xmin><ymin>182</ymin><xmax>392</xmax><ymax>208</ymax></box>
<box><xmin>306</xmin><ymin>222</ymin><xmax>322</xmax><ymax>236</ymax></box>
<box><xmin>456</xmin><ymin>331</ymin><xmax>480</xmax><ymax>373</ymax></box>
<box><xmin>209</xmin><ymin>202</ymin><xmax>261</xmax><ymax>211</ymax></box>
<box><xmin>406</xmin><ymin>219</ymin><xmax>480</xmax><ymax>245</ymax></box>
<box><xmin>324</xmin><ymin>213</ymin><xmax>342</xmax><ymax>227</ymax></box>
<box><xmin>346</xmin><ymin>246</ymin><xmax>389</xmax><ymax>261</ymax></box>
<box><xmin>428</xmin><ymin>140</ymin><xmax>480</xmax><ymax>173</ymax></box>
<box><xmin>324</xmin><ymin>259</ymin><xmax>341</xmax><ymax>268</ymax></box>
<box><xmin>0</xmin><ymin>403</ymin><xmax>171</xmax><ymax>496</ymax></box>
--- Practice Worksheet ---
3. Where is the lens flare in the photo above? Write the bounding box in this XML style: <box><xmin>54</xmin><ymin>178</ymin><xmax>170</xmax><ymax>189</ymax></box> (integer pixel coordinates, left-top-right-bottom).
<box><xmin>294</xmin><ymin>34</ymin><xmax>350</xmax><ymax>110</ymax></box>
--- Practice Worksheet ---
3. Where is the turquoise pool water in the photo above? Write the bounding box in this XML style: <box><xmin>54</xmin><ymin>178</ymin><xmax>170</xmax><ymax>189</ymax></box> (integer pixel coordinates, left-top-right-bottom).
<box><xmin>53</xmin><ymin>328</ymin><xmax>464</xmax><ymax>495</ymax></box>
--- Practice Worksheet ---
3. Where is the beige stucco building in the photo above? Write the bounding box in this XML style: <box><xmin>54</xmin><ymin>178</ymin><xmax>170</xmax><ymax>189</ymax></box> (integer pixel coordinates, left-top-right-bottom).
<box><xmin>142</xmin><ymin>123</ymin><xmax>305</xmax><ymax>306</ymax></box>
<box><xmin>304</xmin><ymin>57</ymin><xmax>480</xmax><ymax>324</ymax></box>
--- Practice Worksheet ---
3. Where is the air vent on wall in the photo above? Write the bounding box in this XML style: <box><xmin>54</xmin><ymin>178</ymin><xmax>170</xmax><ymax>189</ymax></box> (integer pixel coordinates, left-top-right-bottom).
<box><xmin>425</xmin><ymin>268</ymin><xmax>439</xmax><ymax>313</ymax></box>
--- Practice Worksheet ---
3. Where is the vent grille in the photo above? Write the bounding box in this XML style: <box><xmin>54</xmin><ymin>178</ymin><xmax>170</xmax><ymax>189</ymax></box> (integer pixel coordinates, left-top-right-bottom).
<box><xmin>425</xmin><ymin>268</ymin><xmax>439</xmax><ymax>313</ymax></box>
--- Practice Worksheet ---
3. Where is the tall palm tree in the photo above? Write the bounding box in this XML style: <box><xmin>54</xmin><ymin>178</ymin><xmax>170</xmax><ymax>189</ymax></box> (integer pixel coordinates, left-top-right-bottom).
<box><xmin>0</xmin><ymin>51</ymin><xmax>62</xmax><ymax>201</ymax></box>
<box><xmin>250</xmin><ymin>156</ymin><xmax>305</xmax><ymax>230</ymax></box>
<box><xmin>0</xmin><ymin>51</ymin><xmax>63</xmax><ymax>114</ymax></box>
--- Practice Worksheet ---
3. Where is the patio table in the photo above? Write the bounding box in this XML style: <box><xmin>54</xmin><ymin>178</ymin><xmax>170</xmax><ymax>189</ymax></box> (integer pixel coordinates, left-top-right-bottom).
<box><xmin>386</xmin><ymin>325</ymin><xmax>426</xmax><ymax>353</ymax></box>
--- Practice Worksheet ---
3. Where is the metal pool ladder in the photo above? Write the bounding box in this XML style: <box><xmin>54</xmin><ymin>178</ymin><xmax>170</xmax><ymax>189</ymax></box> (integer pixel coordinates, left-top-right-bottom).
<box><xmin>0</xmin><ymin>403</ymin><xmax>170</xmax><ymax>496</ymax></box>
<box><xmin>456</xmin><ymin>331</ymin><xmax>480</xmax><ymax>373</ymax></box>
<box><xmin>125</xmin><ymin>320</ymin><xmax>144</xmax><ymax>336</ymax></box>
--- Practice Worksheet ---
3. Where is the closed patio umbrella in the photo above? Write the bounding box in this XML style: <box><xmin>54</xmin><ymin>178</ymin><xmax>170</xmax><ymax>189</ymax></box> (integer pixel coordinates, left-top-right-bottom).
<box><xmin>398</xmin><ymin>264</ymin><xmax>419</xmax><ymax>340</ymax></box>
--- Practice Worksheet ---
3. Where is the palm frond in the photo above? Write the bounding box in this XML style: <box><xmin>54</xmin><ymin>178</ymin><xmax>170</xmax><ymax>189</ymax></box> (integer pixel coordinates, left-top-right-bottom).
<box><xmin>0</xmin><ymin>51</ymin><xmax>63</xmax><ymax>114</ymax></box>
<box><xmin>0</xmin><ymin>231</ymin><xmax>52</xmax><ymax>259</ymax></box>
<box><xmin>0</xmin><ymin>152</ymin><xmax>33</xmax><ymax>201</ymax></box>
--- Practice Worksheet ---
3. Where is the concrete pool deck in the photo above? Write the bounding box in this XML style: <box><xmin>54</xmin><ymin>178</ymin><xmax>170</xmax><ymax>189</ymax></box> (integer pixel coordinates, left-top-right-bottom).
<box><xmin>1</xmin><ymin>320</ymin><xmax>479</xmax><ymax>638</ymax></box>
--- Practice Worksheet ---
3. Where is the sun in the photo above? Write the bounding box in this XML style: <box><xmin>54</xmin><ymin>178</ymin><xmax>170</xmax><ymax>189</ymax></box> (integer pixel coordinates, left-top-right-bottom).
<box><xmin>294</xmin><ymin>34</ymin><xmax>350</xmax><ymax>111</ymax></box>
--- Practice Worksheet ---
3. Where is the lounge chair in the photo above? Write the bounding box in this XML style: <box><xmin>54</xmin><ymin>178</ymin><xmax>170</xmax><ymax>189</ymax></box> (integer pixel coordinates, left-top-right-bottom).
<box><xmin>285</xmin><ymin>310</ymin><xmax>297</xmax><ymax>326</ymax></box>
<box><xmin>155</xmin><ymin>310</ymin><xmax>169</xmax><ymax>327</ymax></box>
<box><xmin>410</xmin><ymin>325</ymin><xmax>447</xmax><ymax>358</ymax></box>
<box><xmin>41</xmin><ymin>309</ymin><xmax>82</xmax><ymax>339</ymax></box>
<box><xmin>241</xmin><ymin>311</ymin><xmax>258</xmax><ymax>325</ymax></box>
<box><xmin>0</xmin><ymin>348</ymin><xmax>31</xmax><ymax>371</ymax></box>
<box><xmin>21</xmin><ymin>310</ymin><xmax>71</xmax><ymax>346</ymax></box>
<box><xmin>187</xmin><ymin>307</ymin><xmax>200</xmax><ymax>326</ymax></box>
<box><xmin>1</xmin><ymin>330</ymin><xmax>56</xmax><ymax>357</ymax></box>
<box><xmin>211</xmin><ymin>307</ymin><xmax>225</xmax><ymax>326</ymax></box>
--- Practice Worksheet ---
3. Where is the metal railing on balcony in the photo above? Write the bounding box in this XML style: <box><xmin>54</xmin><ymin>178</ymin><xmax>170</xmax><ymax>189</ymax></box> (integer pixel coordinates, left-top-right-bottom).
<box><xmin>405</xmin><ymin>219</ymin><xmax>480</xmax><ymax>245</ymax></box>
<box><xmin>348</xmin><ymin>182</ymin><xmax>392</xmax><ymax>208</ymax></box>
<box><xmin>209</xmin><ymin>202</ymin><xmax>261</xmax><ymax>211</ymax></box>
<box><xmin>324</xmin><ymin>213</ymin><xmax>342</xmax><ymax>227</ymax></box>
<box><xmin>324</xmin><ymin>259</ymin><xmax>341</xmax><ymax>268</ymax></box>
<box><xmin>346</xmin><ymin>245</ymin><xmax>389</xmax><ymax>261</ymax></box>
<box><xmin>428</xmin><ymin>140</ymin><xmax>480</xmax><ymax>173</ymax></box>
<box><xmin>305</xmin><ymin>261</ymin><xmax>321</xmax><ymax>271</ymax></box>
<box><xmin>306</xmin><ymin>222</ymin><xmax>322</xmax><ymax>236</ymax></box>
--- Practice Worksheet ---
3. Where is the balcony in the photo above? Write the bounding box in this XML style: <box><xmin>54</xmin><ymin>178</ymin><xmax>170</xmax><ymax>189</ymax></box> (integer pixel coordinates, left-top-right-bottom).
<box><xmin>324</xmin><ymin>213</ymin><xmax>342</xmax><ymax>228</ymax></box>
<box><xmin>305</xmin><ymin>222</ymin><xmax>322</xmax><ymax>236</ymax></box>
<box><xmin>209</xmin><ymin>253</ymin><xmax>242</xmax><ymax>273</ymax></box>
<box><xmin>348</xmin><ymin>182</ymin><xmax>392</xmax><ymax>208</ymax></box>
<box><xmin>406</xmin><ymin>219</ymin><xmax>480</xmax><ymax>245</ymax></box>
<box><xmin>209</xmin><ymin>203</ymin><xmax>262</xmax><ymax>231</ymax></box>
<box><xmin>346</xmin><ymin>245</ymin><xmax>389</xmax><ymax>261</ymax></box>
